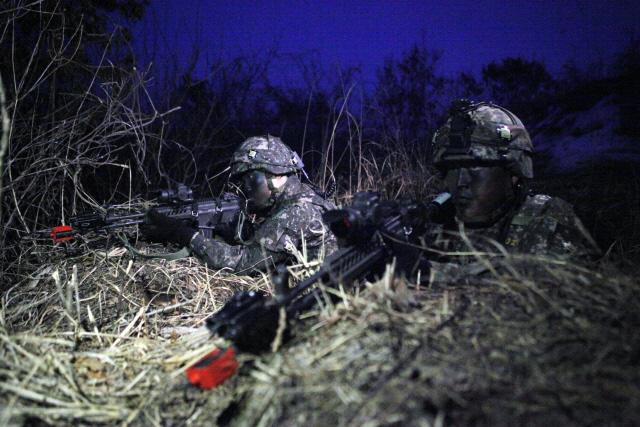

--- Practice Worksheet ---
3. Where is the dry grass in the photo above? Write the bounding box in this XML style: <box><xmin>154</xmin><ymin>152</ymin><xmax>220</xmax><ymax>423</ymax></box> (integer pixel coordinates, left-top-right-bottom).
<box><xmin>1</xmin><ymin>5</ymin><xmax>639</xmax><ymax>426</ymax></box>
<box><xmin>219</xmin><ymin>256</ymin><xmax>640</xmax><ymax>427</ymax></box>
<box><xmin>1</xmin><ymin>236</ymin><xmax>639</xmax><ymax>426</ymax></box>
<box><xmin>1</xmin><ymin>238</ymin><xmax>267</xmax><ymax>426</ymax></box>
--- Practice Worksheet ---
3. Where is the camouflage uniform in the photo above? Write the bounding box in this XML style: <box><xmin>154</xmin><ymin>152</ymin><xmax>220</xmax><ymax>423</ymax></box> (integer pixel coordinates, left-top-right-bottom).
<box><xmin>427</xmin><ymin>100</ymin><xmax>600</xmax><ymax>281</ymax></box>
<box><xmin>189</xmin><ymin>137</ymin><xmax>337</xmax><ymax>273</ymax></box>
<box><xmin>430</xmin><ymin>193</ymin><xmax>600</xmax><ymax>259</ymax></box>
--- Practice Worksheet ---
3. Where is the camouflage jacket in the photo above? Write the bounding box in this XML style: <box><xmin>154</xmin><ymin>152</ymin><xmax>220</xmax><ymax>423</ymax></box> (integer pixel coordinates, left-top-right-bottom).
<box><xmin>189</xmin><ymin>176</ymin><xmax>337</xmax><ymax>274</ymax></box>
<box><xmin>428</xmin><ymin>194</ymin><xmax>601</xmax><ymax>282</ymax></box>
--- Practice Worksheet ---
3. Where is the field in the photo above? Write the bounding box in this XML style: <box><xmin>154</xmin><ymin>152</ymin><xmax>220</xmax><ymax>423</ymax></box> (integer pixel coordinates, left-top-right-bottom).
<box><xmin>1</xmin><ymin>3</ymin><xmax>640</xmax><ymax>425</ymax></box>
<box><xmin>2</xmin><ymin>228</ymin><xmax>639</xmax><ymax>426</ymax></box>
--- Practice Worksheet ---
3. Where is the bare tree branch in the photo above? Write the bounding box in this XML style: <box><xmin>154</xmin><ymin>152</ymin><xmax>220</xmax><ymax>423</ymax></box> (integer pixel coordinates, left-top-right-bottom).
<box><xmin>0</xmin><ymin>72</ymin><xmax>10</xmax><ymax>223</ymax></box>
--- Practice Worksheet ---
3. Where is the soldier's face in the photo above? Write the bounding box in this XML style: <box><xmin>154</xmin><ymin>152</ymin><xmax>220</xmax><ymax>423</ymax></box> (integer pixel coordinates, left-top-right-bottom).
<box><xmin>239</xmin><ymin>170</ymin><xmax>273</xmax><ymax>213</ymax></box>
<box><xmin>444</xmin><ymin>166</ymin><xmax>514</xmax><ymax>225</ymax></box>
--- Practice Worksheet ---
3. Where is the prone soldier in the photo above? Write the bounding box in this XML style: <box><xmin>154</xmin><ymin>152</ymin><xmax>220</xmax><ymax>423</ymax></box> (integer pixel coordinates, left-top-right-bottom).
<box><xmin>427</xmin><ymin>100</ymin><xmax>600</xmax><ymax>274</ymax></box>
<box><xmin>144</xmin><ymin>135</ymin><xmax>337</xmax><ymax>274</ymax></box>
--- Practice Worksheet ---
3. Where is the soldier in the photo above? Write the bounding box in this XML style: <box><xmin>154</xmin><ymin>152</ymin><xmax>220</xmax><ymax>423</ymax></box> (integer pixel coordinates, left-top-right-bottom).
<box><xmin>428</xmin><ymin>99</ymin><xmax>600</xmax><ymax>264</ymax></box>
<box><xmin>144</xmin><ymin>135</ymin><xmax>337</xmax><ymax>274</ymax></box>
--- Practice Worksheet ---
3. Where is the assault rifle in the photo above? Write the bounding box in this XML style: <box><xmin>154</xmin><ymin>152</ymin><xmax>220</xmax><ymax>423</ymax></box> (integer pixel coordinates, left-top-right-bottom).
<box><xmin>186</xmin><ymin>191</ymin><xmax>452</xmax><ymax>389</ymax></box>
<box><xmin>39</xmin><ymin>184</ymin><xmax>245</xmax><ymax>244</ymax></box>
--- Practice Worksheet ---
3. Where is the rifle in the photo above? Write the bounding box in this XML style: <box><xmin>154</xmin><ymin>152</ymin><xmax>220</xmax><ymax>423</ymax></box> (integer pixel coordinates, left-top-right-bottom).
<box><xmin>38</xmin><ymin>184</ymin><xmax>246</xmax><ymax>245</ymax></box>
<box><xmin>186</xmin><ymin>191</ymin><xmax>452</xmax><ymax>389</ymax></box>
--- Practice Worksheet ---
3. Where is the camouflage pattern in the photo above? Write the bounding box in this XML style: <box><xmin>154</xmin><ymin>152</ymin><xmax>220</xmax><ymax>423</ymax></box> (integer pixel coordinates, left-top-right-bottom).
<box><xmin>189</xmin><ymin>176</ymin><xmax>337</xmax><ymax>274</ymax></box>
<box><xmin>432</xmin><ymin>101</ymin><xmax>534</xmax><ymax>178</ymax></box>
<box><xmin>427</xmin><ymin>193</ymin><xmax>601</xmax><ymax>281</ymax></box>
<box><xmin>432</xmin><ymin>193</ymin><xmax>600</xmax><ymax>257</ymax></box>
<box><xmin>230</xmin><ymin>135</ymin><xmax>304</xmax><ymax>177</ymax></box>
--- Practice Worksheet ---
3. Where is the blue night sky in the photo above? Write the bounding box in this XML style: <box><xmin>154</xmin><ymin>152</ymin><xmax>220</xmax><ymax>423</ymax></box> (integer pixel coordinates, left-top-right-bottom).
<box><xmin>134</xmin><ymin>0</ymin><xmax>640</xmax><ymax>83</ymax></box>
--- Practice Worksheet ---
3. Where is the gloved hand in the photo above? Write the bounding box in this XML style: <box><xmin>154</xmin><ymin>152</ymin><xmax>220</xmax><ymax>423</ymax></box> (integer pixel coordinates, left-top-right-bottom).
<box><xmin>141</xmin><ymin>209</ymin><xmax>197</xmax><ymax>247</ymax></box>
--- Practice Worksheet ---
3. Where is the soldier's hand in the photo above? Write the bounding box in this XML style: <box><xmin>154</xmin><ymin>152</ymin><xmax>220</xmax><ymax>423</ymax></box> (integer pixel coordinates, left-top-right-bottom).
<box><xmin>141</xmin><ymin>209</ymin><xmax>197</xmax><ymax>247</ymax></box>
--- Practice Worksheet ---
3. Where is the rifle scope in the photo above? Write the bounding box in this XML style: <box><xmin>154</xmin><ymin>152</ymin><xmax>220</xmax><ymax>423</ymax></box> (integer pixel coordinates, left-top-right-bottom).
<box><xmin>158</xmin><ymin>184</ymin><xmax>193</xmax><ymax>203</ymax></box>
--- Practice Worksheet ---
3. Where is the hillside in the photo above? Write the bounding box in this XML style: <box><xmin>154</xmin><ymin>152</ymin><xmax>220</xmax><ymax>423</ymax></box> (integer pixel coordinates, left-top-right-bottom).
<box><xmin>535</xmin><ymin>95</ymin><xmax>640</xmax><ymax>174</ymax></box>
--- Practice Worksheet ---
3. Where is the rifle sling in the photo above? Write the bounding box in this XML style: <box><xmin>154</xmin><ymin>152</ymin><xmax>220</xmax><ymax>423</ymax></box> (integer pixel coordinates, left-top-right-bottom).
<box><xmin>116</xmin><ymin>233</ymin><xmax>192</xmax><ymax>261</ymax></box>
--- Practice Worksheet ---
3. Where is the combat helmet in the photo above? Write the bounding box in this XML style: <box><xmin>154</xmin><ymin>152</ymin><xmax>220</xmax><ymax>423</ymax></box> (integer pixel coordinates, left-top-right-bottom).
<box><xmin>432</xmin><ymin>100</ymin><xmax>534</xmax><ymax>178</ymax></box>
<box><xmin>230</xmin><ymin>135</ymin><xmax>304</xmax><ymax>178</ymax></box>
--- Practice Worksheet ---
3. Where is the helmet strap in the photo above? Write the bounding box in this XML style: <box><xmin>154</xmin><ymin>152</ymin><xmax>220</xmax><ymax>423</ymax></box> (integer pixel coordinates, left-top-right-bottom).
<box><xmin>460</xmin><ymin>177</ymin><xmax>520</xmax><ymax>229</ymax></box>
<box><xmin>462</xmin><ymin>197</ymin><xmax>515</xmax><ymax>229</ymax></box>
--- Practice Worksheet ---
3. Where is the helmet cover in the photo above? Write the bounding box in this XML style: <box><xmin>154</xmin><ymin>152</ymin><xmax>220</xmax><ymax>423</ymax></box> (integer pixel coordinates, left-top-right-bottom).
<box><xmin>432</xmin><ymin>100</ymin><xmax>533</xmax><ymax>178</ymax></box>
<box><xmin>230</xmin><ymin>135</ymin><xmax>303</xmax><ymax>178</ymax></box>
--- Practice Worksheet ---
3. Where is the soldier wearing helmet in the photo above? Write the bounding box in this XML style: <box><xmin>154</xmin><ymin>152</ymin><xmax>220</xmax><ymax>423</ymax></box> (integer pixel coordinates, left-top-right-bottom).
<box><xmin>145</xmin><ymin>135</ymin><xmax>337</xmax><ymax>273</ymax></box>
<box><xmin>429</xmin><ymin>99</ymin><xmax>600</xmax><ymax>259</ymax></box>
